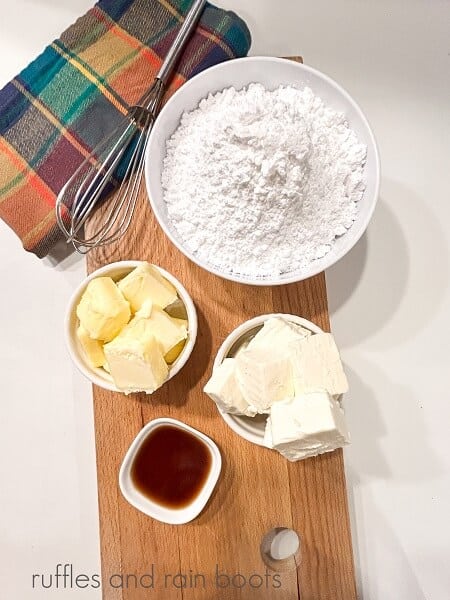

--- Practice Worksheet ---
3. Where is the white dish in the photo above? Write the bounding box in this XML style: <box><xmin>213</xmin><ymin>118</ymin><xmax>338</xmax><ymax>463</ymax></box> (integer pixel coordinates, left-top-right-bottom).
<box><xmin>212</xmin><ymin>314</ymin><xmax>323</xmax><ymax>446</ymax></box>
<box><xmin>65</xmin><ymin>261</ymin><xmax>198</xmax><ymax>393</ymax></box>
<box><xmin>145</xmin><ymin>56</ymin><xmax>380</xmax><ymax>285</ymax></box>
<box><xmin>119</xmin><ymin>418</ymin><xmax>221</xmax><ymax>524</ymax></box>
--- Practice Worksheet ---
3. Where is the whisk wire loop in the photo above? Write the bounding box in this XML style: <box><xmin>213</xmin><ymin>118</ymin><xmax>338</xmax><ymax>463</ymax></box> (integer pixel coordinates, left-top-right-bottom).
<box><xmin>55</xmin><ymin>0</ymin><xmax>206</xmax><ymax>254</ymax></box>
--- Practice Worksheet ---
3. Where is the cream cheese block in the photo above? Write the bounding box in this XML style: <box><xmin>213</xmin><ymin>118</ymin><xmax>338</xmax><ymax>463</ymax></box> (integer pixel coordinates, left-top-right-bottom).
<box><xmin>264</xmin><ymin>391</ymin><xmax>350</xmax><ymax>461</ymax></box>
<box><xmin>76</xmin><ymin>277</ymin><xmax>131</xmax><ymax>342</ymax></box>
<box><xmin>118</xmin><ymin>262</ymin><xmax>177</xmax><ymax>312</ymax></box>
<box><xmin>290</xmin><ymin>333</ymin><xmax>348</xmax><ymax>396</ymax></box>
<box><xmin>203</xmin><ymin>316</ymin><xmax>351</xmax><ymax>458</ymax></box>
<box><xmin>248</xmin><ymin>316</ymin><xmax>311</xmax><ymax>350</ymax></box>
<box><xmin>204</xmin><ymin>358</ymin><xmax>257</xmax><ymax>417</ymax></box>
<box><xmin>104</xmin><ymin>318</ymin><xmax>168</xmax><ymax>394</ymax></box>
<box><xmin>235</xmin><ymin>346</ymin><xmax>294</xmax><ymax>413</ymax></box>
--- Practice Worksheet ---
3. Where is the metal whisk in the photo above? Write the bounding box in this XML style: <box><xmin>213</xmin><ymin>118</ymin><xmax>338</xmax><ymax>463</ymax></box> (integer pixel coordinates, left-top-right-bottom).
<box><xmin>56</xmin><ymin>0</ymin><xmax>206</xmax><ymax>254</ymax></box>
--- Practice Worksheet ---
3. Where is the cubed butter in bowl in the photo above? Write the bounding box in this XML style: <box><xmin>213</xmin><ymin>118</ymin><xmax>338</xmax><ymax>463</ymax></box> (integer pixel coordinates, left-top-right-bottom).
<box><xmin>65</xmin><ymin>261</ymin><xmax>197</xmax><ymax>394</ymax></box>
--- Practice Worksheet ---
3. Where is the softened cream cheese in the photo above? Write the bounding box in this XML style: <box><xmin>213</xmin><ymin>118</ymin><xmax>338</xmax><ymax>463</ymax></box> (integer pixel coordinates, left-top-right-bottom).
<box><xmin>204</xmin><ymin>316</ymin><xmax>350</xmax><ymax>461</ymax></box>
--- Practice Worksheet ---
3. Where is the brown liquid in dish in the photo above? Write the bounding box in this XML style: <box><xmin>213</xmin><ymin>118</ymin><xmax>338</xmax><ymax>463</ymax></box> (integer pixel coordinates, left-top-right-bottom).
<box><xmin>131</xmin><ymin>425</ymin><xmax>212</xmax><ymax>509</ymax></box>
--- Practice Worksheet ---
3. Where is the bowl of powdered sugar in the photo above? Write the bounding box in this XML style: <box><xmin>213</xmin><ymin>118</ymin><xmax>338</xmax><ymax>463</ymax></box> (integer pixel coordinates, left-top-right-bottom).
<box><xmin>145</xmin><ymin>57</ymin><xmax>380</xmax><ymax>285</ymax></box>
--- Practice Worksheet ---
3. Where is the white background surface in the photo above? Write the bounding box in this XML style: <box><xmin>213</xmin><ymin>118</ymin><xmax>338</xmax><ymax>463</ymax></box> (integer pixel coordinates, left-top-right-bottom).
<box><xmin>0</xmin><ymin>1</ymin><xmax>449</xmax><ymax>599</ymax></box>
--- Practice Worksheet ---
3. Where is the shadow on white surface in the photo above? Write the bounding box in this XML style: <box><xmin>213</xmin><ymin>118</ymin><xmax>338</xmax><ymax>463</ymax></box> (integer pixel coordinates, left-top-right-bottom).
<box><xmin>342</xmin><ymin>364</ymin><xmax>389</xmax><ymax>480</ymax></box>
<box><xmin>328</xmin><ymin>195</ymin><xmax>408</xmax><ymax>346</ymax></box>
<box><xmin>344</xmin><ymin>359</ymin><xmax>446</xmax><ymax>599</ymax></box>
<box><xmin>327</xmin><ymin>228</ymin><xmax>368</xmax><ymax>313</ymax></box>
<box><xmin>44</xmin><ymin>238</ymin><xmax>80</xmax><ymax>271</ymax></box>
<box><xmin>346</xmin><ymin>464</ymin><xmax>429</xmax><ymax>600</ymax></box>
<box><xmin>344</xmin><ymin>362</ymin><xmax>443</xmax><ymax>484</ymax></box>
<box><xmin>328</xmin><ymin>180</ymin><xmax>449</xmax><ymax>349</ymax></box>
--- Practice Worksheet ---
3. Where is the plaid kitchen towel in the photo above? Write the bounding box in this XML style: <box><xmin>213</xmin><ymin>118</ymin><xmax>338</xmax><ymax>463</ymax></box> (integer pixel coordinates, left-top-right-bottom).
<box><xmin>0</xmin><ymin>0</ymin><xmax>251</xmax><ymax>257</ymax></box>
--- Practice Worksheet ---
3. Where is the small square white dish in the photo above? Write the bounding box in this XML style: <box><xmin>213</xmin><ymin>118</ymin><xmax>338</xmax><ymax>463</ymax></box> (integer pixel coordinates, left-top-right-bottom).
<box><xmin>119</xmin><ymin>418</ymin><xmax>221</xmax><ymax>524</ymax></box>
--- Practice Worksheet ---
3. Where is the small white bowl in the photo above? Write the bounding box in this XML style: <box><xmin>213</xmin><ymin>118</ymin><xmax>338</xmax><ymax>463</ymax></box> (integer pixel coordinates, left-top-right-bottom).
<box><xmin>65</xmin><ymin>260</ymin><xmax>198</xmax><ymax>393</ymax></box>
<box><xmin>212</xmin><ymin>314</ymin><xmax>323</xmax><ymax>446</ymax></box>
<box><xmin>119</xmin><ymin>418</ymin><xmax>221</xmax><ymax>524</ymax></box>
<box><xmin>145</xmin><ymin>56</ymin><xmax>380</xmax><ymax>285</ymax></box>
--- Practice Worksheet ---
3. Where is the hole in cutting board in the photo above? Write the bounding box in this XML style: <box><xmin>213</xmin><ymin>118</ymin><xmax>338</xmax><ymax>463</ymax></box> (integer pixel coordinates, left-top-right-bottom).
<box><xmin>260</xmin><ymin>527</ymin><xmax>301</xmax><ymax>572</ymax></box>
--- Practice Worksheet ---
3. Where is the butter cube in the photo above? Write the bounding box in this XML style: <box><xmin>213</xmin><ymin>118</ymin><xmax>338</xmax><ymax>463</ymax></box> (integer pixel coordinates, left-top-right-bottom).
<box><xmin>235</xmin><ymin>347</ymin><xmax>294</xmax><ymax>413</ymax></box>
<box><xmin>135</xmin><ymin>299</ymin><xmax>153</xmax><ymax>319</ymax></box>
<box><xmin>264</xmin><ymin>392</ymin><xmax>350</xmax><ymax>461</ymax></box>
<box><xmin>104</xmin><ymin>320</ymin><xmax>168</xmax><ymax>394</ymax></box>
<box><xmin>76</xmin><ymin>325</ymin><xmax>106</xmax><ymax>368</ymax></box>
<box><xmin>170</xmin><ymin>316</ymin><xmax>189</xmax><ymax>329</ymax></box>
<box><xmin>248</xmin><ymin>317</ymin><xmax>311</xmax><ymax>350</ymax></box>
<box><xmin>290</xmin><ymin>333</ymin><xmax>348</xmax><ymax>396</ymax></box>
<box><xmin>76</xmin><ymin>277</ymin><xmax>130</xmax><ymax>342</ymax></box>
<box><xmin>143</xmin><ymin>307</ymin><xmax>188</xmax><ymax>355</ymax></box>
<box><xmin>204</xmin><ymin>358</ymin><xmax>257</xmax><ymax>417</ymax></box>
<box><xmin>118</xmin><ymin>262</ymin><xmax>178</xmax><ymax>312</ymax></box>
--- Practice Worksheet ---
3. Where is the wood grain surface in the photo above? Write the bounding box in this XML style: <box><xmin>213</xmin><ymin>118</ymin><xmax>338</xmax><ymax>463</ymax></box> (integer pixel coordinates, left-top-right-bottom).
<box><xmin>86</xmin><ymin>58</ymin><xmax>357</xmax><ymax>600</ymax></box>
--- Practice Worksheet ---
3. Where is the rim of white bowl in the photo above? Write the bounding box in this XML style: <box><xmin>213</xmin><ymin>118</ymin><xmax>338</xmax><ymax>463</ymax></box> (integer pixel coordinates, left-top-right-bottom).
<box><xmin>64</xmin><ymin>261</ymin><xmax>198</xmax><ymax>393</ymax></box>
<box><xmin>212</xmin><ymin>313</ymin><xmax>324</xmax><ymax>447</ymax></box>
<box><xmin>146</xmin><ymin>56</ymin><xmax>381</xmax><ymax>286</ymax></box>
<box><xmin>119</xmin><ymin>417</ymin><xmax>222</xmax><ymax>524</ymax></box>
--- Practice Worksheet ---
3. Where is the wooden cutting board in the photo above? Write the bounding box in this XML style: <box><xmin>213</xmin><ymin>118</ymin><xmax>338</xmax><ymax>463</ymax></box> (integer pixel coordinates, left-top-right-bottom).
<box><xmin>86</xmin><ymin>57</ymin><xmax>357</xmax><ymax>600</ymax></box>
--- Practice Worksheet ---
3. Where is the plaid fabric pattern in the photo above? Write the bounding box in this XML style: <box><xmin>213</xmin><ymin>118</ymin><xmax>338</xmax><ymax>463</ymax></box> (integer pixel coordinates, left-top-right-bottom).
<box><xmin>0</xmin><ymin>0</ymin><xmax>251</xmax><ymax>257</ymax></box>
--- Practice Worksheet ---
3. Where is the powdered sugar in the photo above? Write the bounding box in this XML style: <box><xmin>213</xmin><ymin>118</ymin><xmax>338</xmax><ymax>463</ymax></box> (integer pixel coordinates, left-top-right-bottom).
<box><xmin>162</xmin><ymin>84</ymin><xmax>367</xmax><ymax>278</ymax></box>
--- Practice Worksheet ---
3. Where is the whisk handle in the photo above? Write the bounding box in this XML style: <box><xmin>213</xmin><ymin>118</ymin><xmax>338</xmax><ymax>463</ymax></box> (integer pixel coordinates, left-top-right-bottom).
<box><xmin>157</xmin><ymin>0</ymin><xmax>206</xmax><ymax>85</ymax></box>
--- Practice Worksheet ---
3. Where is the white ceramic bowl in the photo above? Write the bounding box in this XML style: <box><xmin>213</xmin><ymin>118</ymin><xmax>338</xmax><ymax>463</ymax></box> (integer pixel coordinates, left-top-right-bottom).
<box><xmin>65</xmin><ymin>261</ymin><xmax>198</xmax><ymax>393</ymax></box>
<box><xmin>119</xmin><ymin>418</ymin><xmax>221</xmax><ymax>524</ymax></box>
<box><xmin>145</xmin><ymin>56</ymin><xmax>380</xmax><ymax>285</ymax></box>
<box><xmin>212</xmin><ymin>314</ymin><xmax>323</xmax><ymax>446</ymax></box>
